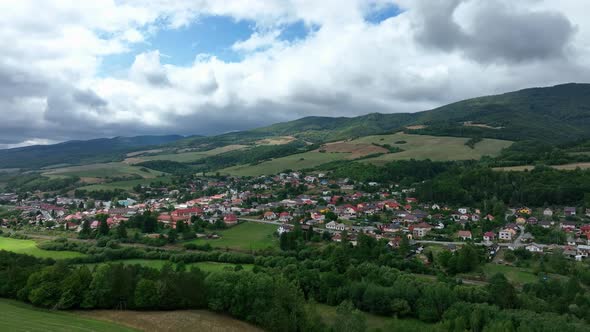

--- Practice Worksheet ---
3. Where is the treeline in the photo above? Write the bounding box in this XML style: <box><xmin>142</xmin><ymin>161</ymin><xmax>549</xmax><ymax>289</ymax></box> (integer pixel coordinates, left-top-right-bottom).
<box><xmin>417</xmin><ymin>165</ymin><xmax>590</xmax><ymax>206</ymax></box>
<box><xmin>136</xmin><ymin>160</ymin><xmax>195</xmax><ymax>175</ymax></box>
<box><xmin>489</xmin><ymin>140</ymin><xmax>590</xmax><ymax>167</ymax></box>
<box><xmin>5</xmin><ymin>174</ymin><xmax>80</xmax><ymax>193</ymax></box>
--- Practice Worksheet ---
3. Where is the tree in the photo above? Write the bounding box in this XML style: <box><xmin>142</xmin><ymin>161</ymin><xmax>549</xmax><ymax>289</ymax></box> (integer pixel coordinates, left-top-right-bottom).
<box><xmin>97</xmin><ymin>214</ymin><xmax>110</xmax><ymax>237</ymax></box>
<box><xmin>134</xmin><ymin>279</ymin><xmax>160</xmax><ymax>308</ymax></box>
<box><xmin>487</xmin><ymin>273</ymin><xmax>518</xmax><ymax>309</ymax></box>
<box><xmin>116</xmin><ymin>221</ymin><xmax>128</xmax><ymax>239</ymax></box>
<box><xmin>79</xmin><ymin>220</ymin><xmax>91</xmax><ymax>239</ymax></box>
<box><xmin>332</xmin><ymin>301</ymin><xmax>367</xmax><ymax>332</ymax></box>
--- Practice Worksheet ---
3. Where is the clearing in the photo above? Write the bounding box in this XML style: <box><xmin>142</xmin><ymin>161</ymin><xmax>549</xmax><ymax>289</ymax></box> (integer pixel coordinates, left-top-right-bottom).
<box><xmin>0</xmin><ymin>237</ymin><xmax>85</xmax><ymax>259</ymax></box>
<box><xmin>0</xmin><ymin>299</ymin><xmax>134</xmax><ymax>332</ymax></box>
<box><xmin>42</xmin><ymin>162</ymin><xmax>165</xmax><ymax>179</ymax></box>
<box><xmin>220</xmin><ymin>133</ymin><xmax>512</xmax><ymax>176</ymax></box>
<box><xmin>185</xmin><ymin>222</ymin><xmax>277</xmax><ymax>251</ymax></box>
<box><xmin>77</xmin><ymin>309</ymin><xmax>261</xmax><ymax>332</ymax></box>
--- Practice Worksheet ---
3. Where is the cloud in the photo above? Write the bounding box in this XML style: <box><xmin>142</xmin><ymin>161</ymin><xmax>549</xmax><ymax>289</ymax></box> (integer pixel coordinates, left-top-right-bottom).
<box><xmin>0</xmin><ymin>0</ymin><xmax>589</xmax><ymax>148</ymax></box>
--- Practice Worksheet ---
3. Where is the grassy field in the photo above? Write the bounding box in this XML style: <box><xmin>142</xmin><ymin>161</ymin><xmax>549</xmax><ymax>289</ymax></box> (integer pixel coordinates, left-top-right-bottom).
<box><xmin>314</xmin><ymin>303</ymin><xmax>441</xmax><ymax>331</ymax></box>
<box><xmin>42</xmin><ymin>162</ymin><xmax>165</xmax><ymax>179</ymax></box>
<box><xmin>481</xmin><ymin>264</ymin><xmax>538</xmax><ymax>284</ymax></box>
<box><xmin>0</xmin><ymin>237</ymin><xmax>85</xmax><ymax>259</ymax></box>
<box><xmin>130</xmin><ymin>145</ymin><xmax>247</xmax><ymax>164</ymax></box>
<box><xmin>77</xmin><ymin>309</ymin><xmax>261</xmax><ymax>332</ymax></box>
<box><xmin>360</xmin><ymin>133</ymin><xmax>512</xmax><ymax>164</ymax></box>
<box><xmin>77</xmin><ymin>176</ymin><xmax>173</xmax><ymax>191</ymax></box>
<box><xmin>0</xmin><ymin>299</ymin><xmax>135</xmax><ymax>332</ymax></box>
<box><xmin>186</xmin><ymin>222</ymin><xmax>278</xmax><ymax>251</ymax></box>
<box><xmin>219</xmin><ymin>133</ymin><xmax>512</xmax><ymax>176</ymax></box>
<box><xmin>495</xmin><ymin>162</ymin><xmax>590</xmax><ymax>171</ymax></box>
<box><xmin>83</xmin><ymin>259</ymin><xmax>253</xmax><ymax>272</ymax></box>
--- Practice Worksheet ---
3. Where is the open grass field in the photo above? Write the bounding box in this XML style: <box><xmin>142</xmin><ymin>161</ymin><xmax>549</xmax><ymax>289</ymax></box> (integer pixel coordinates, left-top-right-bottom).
<box><xmin>314</xmin><ymin>303</ymin><xmax>442</xmax><ymax>331</ymax></box>
<box><xmin>186</xmin><ymin>222</ymin><xmax>278</xmax><ymax>251</ymax></box>
<box><xmin>77</xmin><ymin>309</ymin><xmax>261</xmax><ymax>332</ymax></box>
<box><xmin>219</xmin><ymin>133</ymin><xmax>512</xmax><ymax>176</ymax></box>
<box><xmin>0</xmin><ymin>299</ymin><xmax>135</xmax><ymax>332</ymax></box>
<box><xmin>220</xmin><ymin>150</ymin><xmax>348</xmax><ymax>176</ymax></box>
<box><xmin>0</xmin><ymin>237</ymin><xmax>86</xmax><ymax>259</ymax></box>
<box><xmin>481</xmin><ymin>263</ymin><xmax>538</xmax><ymax>284</ymax></box>
<box><xmin>77</xmin><ymin>176</ymin><xmax>173</xmax><ymax>191</ymax></box>
<box><xmin>128</xmin><ymin>145</ymin><xmax>248</xmax><ymax>164</ymax></box>
<box><xmin>359</xmin><ymin>133</ymin><xmax>512</xmax><ymax>164</ymax></box>
<box><xmin>43</xmin><ymin>162</ymin><xmax>165</xmax><ymax>179</ymax></box>
<box><xmin>83</xmin><ymin>259</ymin><xmax>253</xmax><ymax>272</ymax></box>
<box><xmin>495</xmin><ymin>162</ymin><xmax>590</xmax><ymax>172</ymax></box>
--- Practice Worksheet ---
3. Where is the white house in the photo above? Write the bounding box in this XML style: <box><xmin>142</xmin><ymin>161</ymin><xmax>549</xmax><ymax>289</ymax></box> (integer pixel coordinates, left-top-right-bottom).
<box><xmin>326</xmin><ymin>221</ymin><xmax>346</xmax><ymax>231</ymax></box>
<box><xmin>525</xmin><ymin>244</ymin><xmax>543</xmax><ymax>253</ymax></box>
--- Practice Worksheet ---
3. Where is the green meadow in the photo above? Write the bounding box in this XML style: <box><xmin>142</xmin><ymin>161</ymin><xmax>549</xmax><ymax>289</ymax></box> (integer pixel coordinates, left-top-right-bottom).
<box><xmin>186</xmin><ymin>222</ymin><xmax>278</xmax><ymax>251</ymax></box>
<box><xmin>0</xmin><ymin>237</ymin><xmax>85</xmax><ymax>259</ymax></box>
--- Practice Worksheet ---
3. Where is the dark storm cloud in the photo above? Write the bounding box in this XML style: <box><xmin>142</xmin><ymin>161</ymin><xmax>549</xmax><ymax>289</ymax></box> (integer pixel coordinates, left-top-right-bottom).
<box><xmin>415</xmin><ymin>0</ymin><xmax>575</xmax><ymax>63</ymax></box>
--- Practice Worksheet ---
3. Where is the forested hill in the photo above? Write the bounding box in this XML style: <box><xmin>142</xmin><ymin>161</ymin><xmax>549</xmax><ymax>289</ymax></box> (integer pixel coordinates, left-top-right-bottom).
<box><xmin>0</xmin><ymin>135</ymin><xmax>184</xmax><ymax>169</ymax></box>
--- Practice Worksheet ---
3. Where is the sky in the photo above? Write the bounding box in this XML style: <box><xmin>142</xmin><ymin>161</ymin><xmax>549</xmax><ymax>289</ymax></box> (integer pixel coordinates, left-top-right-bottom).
<box><xmin>1</xmin><ymin>0</ymin><xmax>590</xmax><ymax>149</ymax></box>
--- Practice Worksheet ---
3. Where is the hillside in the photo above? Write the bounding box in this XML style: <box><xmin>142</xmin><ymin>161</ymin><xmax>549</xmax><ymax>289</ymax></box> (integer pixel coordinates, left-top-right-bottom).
<box><xmin>0</xmin><ymin>135</ymin><xmax>185</xmax><ymax>169</ymax></box>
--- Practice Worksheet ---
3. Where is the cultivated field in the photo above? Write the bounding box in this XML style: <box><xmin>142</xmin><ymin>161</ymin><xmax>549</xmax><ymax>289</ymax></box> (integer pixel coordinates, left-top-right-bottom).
<box><xmin>77</xmin><ymin>309</ymin><xmax>261</xmax><ymax>332</ymax></box>
<box><xmin>186</xmin><ymin>222</ymin><xmax>278</xmax><ymax>251</ymax></box>
<box><xmin>43</xmin><ymin>162</ymin><xmax>165</xmax><ymax>179</ymax></box>
<box><xmin>0</xmin><ymin>299</ymin><xmax>134</xmax><ymax>332</ymax></box>
<box><xmin>0</xmin><ymin>237</ymin><xmax>85</xmax><ymax>259</ymax></box>
<box><xmin>220</xmin><ymin>133</ymin><xmax>512</xmax><ymax>176</ymax></box>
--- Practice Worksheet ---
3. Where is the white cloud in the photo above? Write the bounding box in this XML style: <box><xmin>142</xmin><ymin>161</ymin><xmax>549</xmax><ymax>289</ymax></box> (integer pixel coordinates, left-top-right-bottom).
<box><xmin>0</xmin><ymin>0</ymin><xmax>589</xmax><ymax>147</ymax></box>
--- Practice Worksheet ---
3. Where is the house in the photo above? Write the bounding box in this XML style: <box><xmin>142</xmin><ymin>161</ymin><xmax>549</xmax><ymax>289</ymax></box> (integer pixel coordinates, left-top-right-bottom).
<box><xmin>483</xmin><ymin>231</ymin><xmax>496</xmax><ymax>242</ymax></box>
<box><xmin>277</xmin><ymin>224</ymin><xmax>294</xmax><ymax>235</ymax></box>
<box><xmin>526</xmin><ymin>217</ymin><xmax>538</xmax><ymax>225</ymax></box>
<box><xmin>520</xmin><ymin>232</ymin><xmax>535</xmax><ymax>243</ymax></box>
<box><xmin>517</xmin><ymin>207</ymin><xmax>533</xmax><ymax>215</ymax></box>
<box><xmin>525</xmin><ymin>243</ymin><xmax>543</xmax><ymax>253</ymax></box>
<box><xmin>561</xmin><ymin>221</ymin><xmax>577</xmax><ymax>232</ymax></box>
<box><xmin>564</xmin><ymin>207</ymin><xmax>577</xmax><ymax>217</ymax></box>
<box><xmin>458</xmin><ymin>207</ymin><xmax>469</xmax><ymax>215</ymax></box>
<box><xmin>383</xmin><ymin>223</ymin><xmax>402</xmax><ymax>233</ymax></box>
<box><xmin>223</xmin><ymin>214</ymin><xmax>238</xmax><ymax>225</ymax></box>
<box><xmin>263</xmin><ymin>211</ymin><xmax>277</xmax><ymax>220</ymax></box>
<box><xmin>499</xmin><ymin>229</ymin><xmax>514</xmax><ymax>241</ymax></box>
<box><xmin>411</xmin><ymin>222</ymin><xmax>432</xmax><ymax>238</ymax></box>
<box><xmin>543</xmin><ymin>208</ymin><xmax>553</xmax><ymax>217</ymax></box>
<box><xmin>326</xmin><ymin>221</ymin><xmax>346</xmax><ymax>231</ymax></box>
<box><xmin>538</xmin><ymin>220</ymin><xmax>552</xmax><ymax>229</ymax></box>
<box><xmin>279</xmin><ymin>212</ymin><xmax>292</xmax><ymax>222</ymax></box>
<box><xmin>171</xmin><ymin>207</ymin><xmax>202</xmax><ymax>218</ymax></box>
<box><xmin>457</xmin><ymin>230</ymin><xmax>472</xmax><ymax>240</ymax></box>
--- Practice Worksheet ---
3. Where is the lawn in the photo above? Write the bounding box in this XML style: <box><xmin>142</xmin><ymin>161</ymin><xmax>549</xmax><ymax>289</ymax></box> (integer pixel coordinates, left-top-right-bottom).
<box><xmin>314</xmin><ymin>303</ymin><xmax>442</xmax><ymax>331</ymax></box>
<box><xmin>77</xmin><ymin>176</ymin><xmax>173</xmax><ymax>191</ymax></box>
<box><xmin>83</xmin><ymin>259</ymin><xmax>253</xmax><ymax>272</ymax></box>
<box><xmin>186</xmin><ymin>222</ymin><xmax>278</xmax><ymax>251</ymax></box>
<box><xmin>481</xmin><ymin>263</ymin><xmax>539</xmax><ymax>284</ymax></box>
<box><xmin>0</xmin><ymin>299</ymin><xmax>135</xmax><ymax>332</ymax></box>
<box><xmin>0</xmin><ymin>237</ymin><xmax>85</xmax><ymax>259</ymax></box>
<box><xmin>42</xmin><ymin>162</ymin><xmax>166</xmax><ymax>179</ymax></box>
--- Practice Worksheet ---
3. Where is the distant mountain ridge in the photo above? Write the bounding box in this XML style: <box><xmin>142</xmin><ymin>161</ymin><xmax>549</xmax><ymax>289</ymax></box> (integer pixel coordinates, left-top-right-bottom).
<box><xmin>1</xmin><ymin>83</ymin><xmax>590</xmax><ymax>169</ymax></box>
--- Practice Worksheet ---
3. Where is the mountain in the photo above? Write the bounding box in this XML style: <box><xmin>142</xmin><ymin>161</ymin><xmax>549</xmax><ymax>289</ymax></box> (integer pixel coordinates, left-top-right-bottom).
<box><xmin>0</xmin><ymin>135</ymin><xmax>184</xmax><ymax>169</ymax></box>
<box><xmin>2</xmin><ymin>83</ymin><xmax>589</xmax><ymax>170</ymax></box>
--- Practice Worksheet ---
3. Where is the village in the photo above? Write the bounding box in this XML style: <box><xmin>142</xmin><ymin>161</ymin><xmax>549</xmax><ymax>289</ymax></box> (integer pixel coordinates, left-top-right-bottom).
<box><xmin>2</xmin><ymin>170</ymin><xmax>590</xmax><ymax>263</ymax></box>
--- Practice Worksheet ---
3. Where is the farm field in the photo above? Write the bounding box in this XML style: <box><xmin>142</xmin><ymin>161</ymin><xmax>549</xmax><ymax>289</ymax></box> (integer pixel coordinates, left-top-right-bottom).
<box><xmin>42</xmin><ymin>162</ymin><xmax>165</xmax><ymax>179</ymax></box>
<box><xmin>77</xmin><ymin>309</ymin><xmax>261</xmax><ymax>332</ymax></box>
<box><xmin>77</xmin><ymin>176</ymin><xmax>173</xmax><ymax>191</ymax></box>
<box><xmin>220</xmin><ymin>150</ymin><xmax>348</xmax><ymax>176</ymax></box>
<box><xmin>495</xmin><ymin>162</ymin><xmax>590</xmax><ymax>171</ymax></box>
<box><xmin>0</xmin><ymin>299</ymin><xmax>135</xmax><ymax>332</ymax></box>
<box><xmin>186</xmin><ymin>222</ymin><xmax>278</xmax><ymax>251</ymax></box>
<box><xmin>0</xmin><ymin>237</ymin><xmax>85</xmax><ymax>259</ymax></box>
<box><xmin>219</xmin><ymin>133</ymin><xmax>512</xmax><ymax>176</ymax></box>
<box><xmin>83</xmin><ymin>259</ymin><xmax>253</xmax><ymax>272</ymax></box>
<box><xmin>129</xmin><ymin>145</ymin><xmax>248</xmax><ymax>164</ymax></box>
<box><xmin>314</xmin><ymin>303</ymin><xmax>442</xmax><ymax>331</ymax></box>
<box><xmin>359</xmin><ymin>133</ymin><xmax>512</xmax><ymax>164</ymax></box>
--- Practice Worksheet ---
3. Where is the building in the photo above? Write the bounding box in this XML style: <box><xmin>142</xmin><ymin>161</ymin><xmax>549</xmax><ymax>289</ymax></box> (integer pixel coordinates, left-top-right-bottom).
<box><xmin>412</xmin><ymin>222</ymin><xmax>432</xmax><ymax>238</ymax></box>
<box><xmin>483</xmin><ymin>231</ymin><xmax>496</xmax><ymax>242</ymax></box>
<box><xmin>499</xmin><ymin>229</ymin><xmax>514</xmax><ymax>241</ymax></box>
<box><xmin>525</xmin><ymin>244</ymin><xmax>543</xmax><ymax>253</ymax></box>
<box><xmin>564</xmin><ymin>207</ymin><xmax>577</xmax><ymax>216</ymax></box>
<box><xmin>457</xmin><ymin>230</ymin><xmax>472</xmax><ymax>240</ymax></box>
<box><xmin>326</xmin><ymin>221</ymin><xmax>346</xmax><ymax>231</ymax></box>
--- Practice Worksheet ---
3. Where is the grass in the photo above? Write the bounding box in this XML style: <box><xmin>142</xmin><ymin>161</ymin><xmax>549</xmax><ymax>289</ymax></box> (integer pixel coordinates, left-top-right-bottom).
<box><xmin>186</xmin><ymin>222</ymin><xmax>278</xmax><ymax>251</ymax></box>
<box><xmin>359</xmin><ymin>133</ymin><xmax>512</xmax><ymax>164</ymax></box>
<box><xmin>42</xmin><ymin>162</ymin><xmax>165</xmax><ymax>179</ymax></box>
<box><xmin>314</xmin><ymin>303</ymin><xmax>441</xmax><ymax>331</ymax></box>
<box><xmin>0</xmin><ymin>237</ymin><xmax>86</xmax><ymax>259</ymax></box>
<box><xmin>82</xmin><ymin>259</ymin><xmax>254</xmax><ymax>272</ymax></box>
<box><xmin>77</xmin><ymin>176</ymin><xmax>172</xmax><ymax>191</ymax></box>
<box><xmin>132</xmin><ymin>145</ymin><xmax>247</xmax><ymax>163</ymax></box>
<box><xmin>0</xmin><ymin>299</ymin><xmax>135</xmax><ymax>332</ymax></box>
<box><xmin>77</xmin><ymin>309</ymin><xmax>261</xmax><ymax>332</ymax></box>
<box><xmin>219</xmin><ymin>133</ymin><xmax>512</xmax><ymax>176</ymax></box>
<box><xmin>481</xmin><ymin>263</ymin><xmax>538</xmax><ymax>284</ymax></box>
